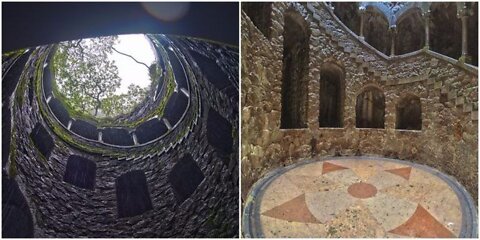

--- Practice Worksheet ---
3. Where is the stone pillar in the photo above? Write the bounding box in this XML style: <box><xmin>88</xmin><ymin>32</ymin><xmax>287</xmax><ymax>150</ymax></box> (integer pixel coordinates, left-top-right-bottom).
<box><xmin>458</xmin><ymin>3</ymin><xmax>471</xmax><ymax>63</ymax></box>
<box><xmin>389</xmin><ymin>26</ymin><xmax>397</xmax><ymax>57</ymax></box>
<box><xmin>423</xmin><ymin>11</ymin><xmax>430</xmax><ymax>49</ymax></box>
<box><xmin>359</xmin><ymin>6</ymin><xmax>366</xmax><ymax>40</ymax></box>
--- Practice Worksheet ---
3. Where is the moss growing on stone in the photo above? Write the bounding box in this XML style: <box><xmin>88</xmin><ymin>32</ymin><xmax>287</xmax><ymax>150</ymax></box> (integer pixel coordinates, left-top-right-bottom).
<box><xmin>2</xmin><ymin>48</ymin><xmax>27</xmax><ymax>59</ymax></box>
<box><xmin>8</xmin><ymin>132</ymin><xmax>18</xmax><ymax>177</ymax></box>
<box><xmin>14</xmin><ymin>72</ymin><xmax>28</xmax><ymax>105</ymax></box>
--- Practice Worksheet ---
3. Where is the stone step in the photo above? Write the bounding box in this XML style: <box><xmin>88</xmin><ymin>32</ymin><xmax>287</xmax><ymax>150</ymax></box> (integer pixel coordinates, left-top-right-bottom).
<box><xmin>471</xmin><ymin>111</ymin><xmax>478</xmax><ymax>121</ymax></box>
<box><xmin>447</xmin><ymin>89</ymin><xmax>457</xmax><ymax>100</ymax></box>
<box><xmin>463</xmin><ymin>103</ymin><xmax>473</xmax><ymax>113</ymax></box>
<box><xmin>455</xmin><ymin>96</ymin><xmax>465</xmax><ymax>107</ymax></box>
<box><xmin>434</xmin><ymin>80</ymin><xmax>443</xmax><ymax>90</ymax></box>
<box><xmin>441</xmin><ymin>86</ymin><xmax>449</xmax><ymax>94</ymax></box>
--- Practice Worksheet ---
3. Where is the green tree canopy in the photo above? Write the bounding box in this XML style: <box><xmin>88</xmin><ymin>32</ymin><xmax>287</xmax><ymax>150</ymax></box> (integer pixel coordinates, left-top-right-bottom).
<box><xmin>52</xmin><ymin>36</ymin><xmax>150</xmax><ymax>119</ymax></box>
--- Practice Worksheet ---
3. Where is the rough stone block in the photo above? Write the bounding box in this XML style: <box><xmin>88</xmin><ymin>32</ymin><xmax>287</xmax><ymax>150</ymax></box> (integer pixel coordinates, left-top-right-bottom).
<box><xmin>168</xmin><ymin>154</ymin><xmax>205</xmax><ymax>204</ymax></box>
<box><xmin>115</xmin><ymin>170</ymin><xmax>153</xmax><ymax>218</ymax></box>
<box><xmin>63</xmin><ymin>155</ymin><xmax>96</xmax><ymax>190</ymax></box>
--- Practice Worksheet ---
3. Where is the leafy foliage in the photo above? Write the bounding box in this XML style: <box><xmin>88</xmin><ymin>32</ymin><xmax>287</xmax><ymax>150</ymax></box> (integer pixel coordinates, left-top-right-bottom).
<box><xmin>52</xmin><ymin>36</ymin><xmax>150</xmax><ymax>118</ymax></box>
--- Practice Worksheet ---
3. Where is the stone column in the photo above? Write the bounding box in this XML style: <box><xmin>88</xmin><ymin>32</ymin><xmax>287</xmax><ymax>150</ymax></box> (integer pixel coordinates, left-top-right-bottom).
<box><xmin>359</xmin><ymin>6</ymin><xmax>366</xmax><ymax>40</ymax></box>
<box><xmin>389</xmin><ymin>26</ymin><xmax>397</xmax><ymax>57</ymax></box>
<box><xmin>423</xmin><ymin>11</ymin><xmax>430</xmax><ymax>49</ymax></box>
<box><xmin>458</xmin><ymin>3</ymin><xmax>471</xmax><ymax>63</ymax></box>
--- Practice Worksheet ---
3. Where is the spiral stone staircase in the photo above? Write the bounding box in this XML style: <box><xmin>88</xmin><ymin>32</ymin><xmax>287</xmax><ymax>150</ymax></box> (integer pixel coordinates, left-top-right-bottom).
<box><xmin>2</xmin><ymin>34</ymin><xmax>239</xmax><ymax>237</ymax></box>
<box><xmin>306</xmin><ymin>2</ymin><xmax>477</xmax><ymax>121</ymax></box>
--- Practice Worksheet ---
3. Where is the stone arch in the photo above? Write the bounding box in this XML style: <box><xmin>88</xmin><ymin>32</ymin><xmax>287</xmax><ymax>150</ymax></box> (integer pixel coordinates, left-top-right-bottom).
<box><xmin>467</xmin><ymin>2</ymin><xmax>478</xmax><ymax>65</ymax></box>
<box><xmin>430</xmin><ymin>2</ymin><xmax>462</xmax><ymax>60</ymax></box>
<box><xmin>364</xmin><ymin>5</ymin><xmax>391</xmax><ymax>55</ymax></box>
<box><xmin>355</xmin><ymin>85</ymin><xmax>385</xmax><ymax>128</ymax></box>
<box><xmin>395</xmin><ymin>7</ymin><xmax>425</xmax><ymax>55</ymax></box>
<box><xmin>319</xmin><ymin>61</ymin><xmax>345</xmax><ymax>128</ymax></box>
<box><xmin>242</xmin><ymin>2</ymin><xmax>272</xmax><ymax>39</ymax></box>
<box><xmin>396</xmin><ymin>94</ymin><xmax>422</xmax><ymax>130</ymax></box>
<box><xmin>280</xmin><ymin>8</ymin><xmax>310</xmax><ymax>129</ymax></box>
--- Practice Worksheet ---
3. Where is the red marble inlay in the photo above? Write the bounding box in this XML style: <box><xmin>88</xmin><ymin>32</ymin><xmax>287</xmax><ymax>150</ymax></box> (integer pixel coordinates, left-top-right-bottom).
<box><xmin>347</xmin><ymin>182</ymin><xmax>377</xmax><ymax>199</ymax></box>
<box><xmin>385</xmin><ymin>167</ymin><xmax>412</xmax><ymax>180</ymax></box>
<box><xmin>388</xmin><ymin>204</ymin><xmax>455</xmax><ymax>238</ymax></box>
<box><xmin>322</xmin><ymin>162</ymin><xmax>348</xmax><ymax>175</ymax></box>
<box><xmin>262</xmin><ymin>194</ymin><xmax>318</xmax><ymax>223</ymax></box>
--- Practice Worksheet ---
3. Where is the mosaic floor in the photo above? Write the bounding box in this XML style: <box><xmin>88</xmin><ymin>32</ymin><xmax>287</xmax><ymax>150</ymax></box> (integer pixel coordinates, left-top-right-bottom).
<box><xmin>243</xmin><ymin>157</ymin><xmax>477</xmax><ymax>238</ymax></box>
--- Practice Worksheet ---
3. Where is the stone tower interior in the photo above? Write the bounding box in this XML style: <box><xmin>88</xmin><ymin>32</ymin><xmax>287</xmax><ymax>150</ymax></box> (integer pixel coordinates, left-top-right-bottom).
<box><xmin>241</xmin><ymin>2</ymin><xmax>478</xmax><ymax>238</ymax></box>
<box><xmin>2</xmin><ymin>2</ymin><xmax>239</xmax><ymax>238</ymax></box>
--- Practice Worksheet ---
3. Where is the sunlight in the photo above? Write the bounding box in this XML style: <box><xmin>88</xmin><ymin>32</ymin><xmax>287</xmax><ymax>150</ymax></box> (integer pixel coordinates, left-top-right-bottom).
<box><xmin>109</xmin><ymin>34</ymin><xmax>156</xmax><ymax>94</ymax></box>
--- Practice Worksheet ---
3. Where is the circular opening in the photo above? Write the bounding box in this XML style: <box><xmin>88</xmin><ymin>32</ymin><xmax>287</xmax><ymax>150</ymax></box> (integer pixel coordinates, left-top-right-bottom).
<box><xmin>52</xmin><ymin>34</ymin><xmax>158</xmax><ymax>121</ymax></box>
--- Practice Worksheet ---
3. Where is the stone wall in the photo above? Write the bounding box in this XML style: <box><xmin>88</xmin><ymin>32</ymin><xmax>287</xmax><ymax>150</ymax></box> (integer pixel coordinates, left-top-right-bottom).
<box><xmin>5</xmin><ymin>36</ymin><xmax>239</xmax><ymax>237</ymax></box>
<box><xmin>241</xmin><ymin>2</ymin><xmax>478</xmax><ymax>203</ymax></box>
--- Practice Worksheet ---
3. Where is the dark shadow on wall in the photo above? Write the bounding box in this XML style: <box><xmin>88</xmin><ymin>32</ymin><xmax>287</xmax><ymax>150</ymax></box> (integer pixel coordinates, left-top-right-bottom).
<box><xmin>396</xmin><ymin>94</ymin><xmax>422</xmax><ymax>130</ymax></box>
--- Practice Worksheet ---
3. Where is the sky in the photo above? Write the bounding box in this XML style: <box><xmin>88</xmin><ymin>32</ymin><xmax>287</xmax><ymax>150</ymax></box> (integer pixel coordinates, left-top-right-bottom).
<box><xmin>108</xmin><ymin>34</ymin><xmax>156</xmax><ymax>94</ymax></box>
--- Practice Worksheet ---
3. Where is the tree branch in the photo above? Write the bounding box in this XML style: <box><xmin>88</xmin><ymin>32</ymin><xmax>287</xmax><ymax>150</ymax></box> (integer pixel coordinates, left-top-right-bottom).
<box><xmin>111</xmin><ymin>46</ymin><xmax>150</xmax><ymax>70</ymax></box>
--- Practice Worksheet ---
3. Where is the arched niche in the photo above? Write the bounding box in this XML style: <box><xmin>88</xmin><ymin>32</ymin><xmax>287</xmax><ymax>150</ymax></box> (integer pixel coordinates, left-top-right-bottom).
<box><xmin>396</xmin><ymin>94</ymin><xmax>422</xmax><ymax>130</ymax></box>
<box><xmin>430</xmin><ymin>2</ymin><xmax>462</xmax><ymax>60</ymax></box>
<box><xmin>332</xmin><ymin>2</ymin><xmax>361</xmax><ymax>35</ymax></box>
<box><xmin>395</xmin><ymin>8</ymin><xmax>425</xmax><ymax>55</ymax></box>
<box><xmin>115</xmin><ymin>170</ymin><xmax>153</xmax><ymax>218</ymax></box>
<box><xmin>319</xmin><ymin>62</ymin><xmax>345</xmax><ymax>128</ymax></box>
<box><xmin>242</xmin><ymin>2</ymin><xmax>273</xmax><ymax>39</ymax></box>
<box><xmin>364</xmin><ymin>6</ymin><xmax>391</xmax><ymax>55</ymax></box>
<box><xmin>356</xmin><ymin>86</ymin><xmax>385</xmax><ymax>129</ymax></box>
<box><xmin>280</xmin><ymin>8</ymin><xmax>310</xmax><ymax>129</ymax></box>
<box><xmin>467</xmin><ymin>2</ymin><xmax>478</xmax><ymax>65</ymax></box>
<box><xmin>63</xmin><ymin>155</ymin><xmax>97</xmax><ymax>189</ymax></box>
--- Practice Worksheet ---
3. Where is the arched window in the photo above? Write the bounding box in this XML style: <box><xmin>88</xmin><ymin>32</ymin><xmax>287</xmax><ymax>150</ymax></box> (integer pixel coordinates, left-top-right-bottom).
<box><xmin>356</xmin><ymin>86</ymin><xmax>385</xmax><ymax>128</ymax></box>
<box><xmin>467</xmin><ymin>2</ymin><xmax>478</xmax><ymax>66</ymax></box>
<box><xmin>395</xmin><ymin>8</ymin><xmax>425</xmax><ymax>55</ymax></box>
<box><xmin>396</xmin><ymin>95</ymin><xmax>422</xmax><ymax>130</ymax></box>
<box><xmin>333</xmin><ymin>2</ymin><xmax>361</xmax><ymax>35</ymax></box>
<box><xmin>364</xmin><ymin>6</ymin><xmax>391</xmax><ymax>55</ymax></box>
<box><xmin>319</xmin><ymin>62</ymin><xmax>344</xmax><ymax>128</ymax></box>
<box><xmin>280</xmin><ymin>9</ymin><xmax>310</xmax><ymax>129</ymax></box>
<box><xmin>430</xmin><ymin>3</ymin><xmax>462</xmax><ymax>60</ymax></box>
<box><xmin>242</xmin><ymin>2</ymin><xmax>272</xmax><ymax>39</ymax></box>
